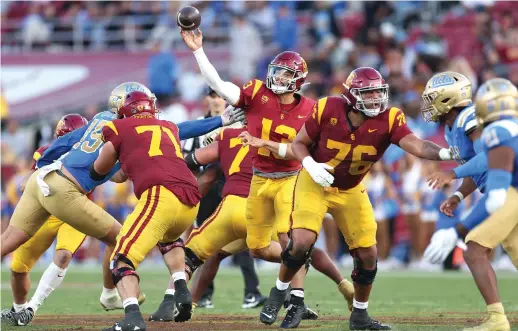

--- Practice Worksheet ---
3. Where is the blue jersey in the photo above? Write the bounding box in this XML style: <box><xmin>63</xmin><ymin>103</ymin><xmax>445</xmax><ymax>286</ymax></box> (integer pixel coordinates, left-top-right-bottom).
<box><xmin>481</xmin><ymin>118</ymin><xmax>518</xmax><ymax>188</ymax></box>
<box><xmin>37</xmin><ymin>111</ymin><xmax>226</xmax><ymax>192</ymax></box>
<box><xmin>444</xmin><ymin>105</ymin><xmax>486</xmax><ymax>189</ymax></box>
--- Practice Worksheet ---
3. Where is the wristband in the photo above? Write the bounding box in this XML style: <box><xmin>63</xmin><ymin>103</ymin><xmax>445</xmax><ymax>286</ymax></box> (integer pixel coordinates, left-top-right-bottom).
<box><xmin>439</xmin><ymin>148</ymin><xmax>453</xmax><ymax>160</ymax></box>
<box><xmin>453</xmin><ymin>191</ymin><xmax>464</xmax><ymax>201</ymax></box>
<box><xmin>278</xmin><ymin>143</ymin><xmax>288</xmax><ymax>158</ymax></box>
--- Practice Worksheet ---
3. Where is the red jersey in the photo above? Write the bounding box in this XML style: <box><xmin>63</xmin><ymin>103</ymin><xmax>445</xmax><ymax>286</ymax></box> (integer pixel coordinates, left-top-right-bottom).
<box><xmin>215</xmin><ymin>127</ymin><xmax>253</xmax><ymax>198</ymax></box>
<box><xmin>305</xmin><ymin>96</ymin><xmax>412</xmax><ymax>190</ymax></box>
<box><xmin>235</xmin><ymin>79</ymin><xmax>315</xmax><ymax>174</ymax></box>
<box><xmin>102</xmin><ymin>117</ymin><xmax>201</xmax><ymax>207</ymax></box>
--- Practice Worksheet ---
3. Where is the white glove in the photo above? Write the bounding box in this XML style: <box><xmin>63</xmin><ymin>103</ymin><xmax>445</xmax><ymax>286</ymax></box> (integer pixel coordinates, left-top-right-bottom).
<box><xmin>423</xmin><ymin>227</ymin><xmax>459</xmax><ymax>264</ymax></box>
<box><xmin>302</xmin><ymin>156</ymin><xmax>334</xmax><ymax>187</ymax></box>
<box><xmin>221</xmin><ymin>106</ymin><xmax>245</xmax><ymax>126</ymax></box>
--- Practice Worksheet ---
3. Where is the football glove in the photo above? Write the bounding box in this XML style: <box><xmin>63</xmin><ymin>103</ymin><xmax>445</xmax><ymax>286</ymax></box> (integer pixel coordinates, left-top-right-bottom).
<box><xmin>221</xmin><ymin>106</ymin><xmax>245</xmax><ymax>126</ymax></box>
<box><xmin>302</xmin><ymin>156</ymin><xmax>334</xmax><ymax>187</ymax></box>
<box><xmin>423</xmin><ymin>228</ymin><xmax>458</xmax><ymax>264</ymax></box>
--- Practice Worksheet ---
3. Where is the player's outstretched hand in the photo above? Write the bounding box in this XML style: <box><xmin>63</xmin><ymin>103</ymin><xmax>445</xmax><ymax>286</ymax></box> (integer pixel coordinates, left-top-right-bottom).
<box><xmin>439</xmin><ymin>195</ymin><xmax>460</xmax><ymax>217</ymax></box>
<box><xmin>424</xmin><ymin>228</ymin><xmax>458</xmax><ymax>264</ymax></box>
<box><xmin>427</xmin><ymin>170</ymin><xmax>455</xmax><ymax>189</ymax></box>
<box><xmin>239</xmin><ymin>131</ymin><xmax>265</xmax><ymax>148</ymax></box>
<box><xmin>180</xmin><ymin>28</ymin><xmax>203</xmax><ymax>51</ymax></box>
<box><xmin>302</xmin><ymin>156</ymin><xmax>334</xmax><ymax>187</ymax></box>
<box><xmin>221</xmin><ymin>106</ymin><xmax>245</xmax><ymax>126</ymax></box>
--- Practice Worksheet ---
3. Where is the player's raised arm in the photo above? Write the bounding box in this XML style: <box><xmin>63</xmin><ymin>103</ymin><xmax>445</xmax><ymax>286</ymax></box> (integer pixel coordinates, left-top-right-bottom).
<box><xmin>181</xmin><ymin>29</ymin><xmax>241</xmax><ymax>106</ymax></box>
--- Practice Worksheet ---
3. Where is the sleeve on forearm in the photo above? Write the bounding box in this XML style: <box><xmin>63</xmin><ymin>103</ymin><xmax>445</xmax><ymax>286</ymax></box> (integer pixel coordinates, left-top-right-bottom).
<box><xmin>193</xmin><ymin>48</ymin><xmax>241</xmax><ymax>105</ymax></box>
<box><xmin>453</xmin><ymin>152</ymin><xmax>488</xmax><ymax>179</ymax></box>
<box><xmin>178</xmin><ymin>116</ymin><xmax>222</xmax><ymax>140</ymax></box>
<box><xmin>461</xmin><ymin>198</ymin><xmax>489</xmax><ymax>231</ymax></box>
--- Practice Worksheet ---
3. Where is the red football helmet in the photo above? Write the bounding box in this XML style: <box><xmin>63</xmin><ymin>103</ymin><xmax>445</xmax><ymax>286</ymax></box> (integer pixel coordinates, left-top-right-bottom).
<box><xmin>117</xmin><ymin>91</ymin><xmax>158</xmax><ymax>119</ymax></box>
<box><xmin>266</xmin><ymin>51</ymin><xmax>308</xmax><ymax>94</ymax></box>
<box><xmin>342</xmin><ymin>67</ymin><xmax>389</xmax><ymax>117</ymax></box>
<box><xmin>55</xmin><ymin>114</ymin><xmax>88</xmax><ymax>138</ymax></box>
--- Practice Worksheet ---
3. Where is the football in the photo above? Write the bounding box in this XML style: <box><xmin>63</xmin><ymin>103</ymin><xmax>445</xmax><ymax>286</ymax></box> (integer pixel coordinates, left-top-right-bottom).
<box><xmin>176</xmin><ymin>6</ymin><xmax>201</xmax><ymax>31</ymax></box>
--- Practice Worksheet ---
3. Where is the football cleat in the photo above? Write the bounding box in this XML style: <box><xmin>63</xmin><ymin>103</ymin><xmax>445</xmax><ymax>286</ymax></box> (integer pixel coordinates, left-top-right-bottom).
<box><xmin>462</xmin><ymin>313</ymin><xmax>511</xmax><ymax>331</ymax></box>
<box><xmin>1</xmin><ymin>307</ymin><xmax>16</xmax><ymax>325</ymax></box>
<box><xmin>173</xmin><ymin>279</ymin><xmax>193</xmax><ymax>323</ymax></box>
<box><xmin>149</xmin><ymin>294</ymin><xmax>175</xmax><ymax>322</ymax></box>
<box><xmin>242</xmin><ymin>293</ymin><xmax>267</xmax><ymax>309</ymax></box>
<box><xmin>196</xmin><ymin>296</ymin><xmax>214</xmax><ymax>309</ymax></box>
<box><xmin>302</xmin><ymin>304</ymin><xmax>319</xmax><ymax>320</ymax></box>
<box><xmin>280</xmin><ymin>302</ymin><xmax>305</xmax><ymax>329</ymax></box>
<box><xmin>101</xmin><ymin>292</ymin><xmax>146</xmax><ymax>311</ymax></box>
<box><xmin>260</xmin><ymin>287</ymin><xmax>287</xmax><ymax>325</ymax></box>
<box><xmin>103</xmin><ymin>311</ymin><xmax>146</xmax><ymax>331</ymax></box>
<box><xmin>12</xmin><ymin>307</ymin><xmax>34</xmax><ymax>326</ymax></box>
<box><xmin>349</xmin><ymin>308</ymin><xmax>391</xmax><ymax>330</ymax></box>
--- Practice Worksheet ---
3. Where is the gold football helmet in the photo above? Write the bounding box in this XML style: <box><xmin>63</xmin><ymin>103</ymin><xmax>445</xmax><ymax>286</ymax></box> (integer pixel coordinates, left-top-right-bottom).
<box><xmin>109</xmin><ymin>82</ymin><xmax>156</xmax><ymax>114</ymax></box>
<box><xmin>421</xmin><ymin>71</ymin><xmax>472</xmax><ymax>122</ymax></box>
<box><xmin>475</xmin><ymin>78</ymin><xmax>518</xmax><ymax>126</ymax></box>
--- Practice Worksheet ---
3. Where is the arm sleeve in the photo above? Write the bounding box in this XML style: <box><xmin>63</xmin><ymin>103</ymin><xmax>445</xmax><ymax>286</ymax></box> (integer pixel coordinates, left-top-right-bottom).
<box><xmin>36</xmin><ymin>125</ymin><xmax>88</xmax><ymax>168</ymax></box>
<box><xmin>388</xmin><ymin>108</ymin><xmax>412</xmax><ymax>145</ymax></box>
<box><xmin>453</xmin><ymin>152</ymin><xmax>488</xmax><ymax>179</ymax></box>
<box><xmin>177</xmin><ymin>116</ymin><xmax>223</xmax><ymax>140</ymax></box>
<box><xmin>101</xmin><ymin>122</ymin><xmax>122</xmax><ymax>154</ymax></box>
<box><xmin>193</xmin><ymin>48</ymin><xmax>241</xmax><ymax>106</ymax></box>
<box><xmin>462</xmin><ymin>168</ymin><xmax>512</xmax><ymax>230</ymax></box>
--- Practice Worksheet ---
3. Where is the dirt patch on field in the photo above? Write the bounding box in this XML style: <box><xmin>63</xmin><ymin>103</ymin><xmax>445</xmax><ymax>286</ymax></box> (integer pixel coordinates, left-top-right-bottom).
<box><xmin>30</xmin><ymin>314</ymin><xmax>518</xmax><ymax>330</ymax></box>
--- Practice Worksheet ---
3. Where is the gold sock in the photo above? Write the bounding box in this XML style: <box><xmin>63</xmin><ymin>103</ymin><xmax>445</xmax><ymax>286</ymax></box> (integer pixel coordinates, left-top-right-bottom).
<box><xmin>487</xmin><ymin>302</ymin><xmax>504</xmax><ymax>315</ymax></box>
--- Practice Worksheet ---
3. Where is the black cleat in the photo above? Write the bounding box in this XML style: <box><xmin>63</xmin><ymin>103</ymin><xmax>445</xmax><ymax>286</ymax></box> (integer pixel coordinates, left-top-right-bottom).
<box><xmin>173</xmin><ymin>279</ymin><xmax>193</xmax><ymax>323</ymax></box>
<box><xmin>349</xmin><ymin>308</ymin><xmax>391</xmax><ymax>330</ymax></box>
<box><xmin>260</xmin><ymin>287</ymin><xmax>287</xmax><ymax>325</ymax></box>
<box><xmin>302</xmin><ymin>304</ymin><xmax>319</xmax><ymax>320</ymax></box>
<box><xmin>103</xmin><ymin>309</ymin><xmax>146</xmax><ymax>331</ymax></box>
<box><xmin>280</xmin><ymin>299</ymin><xmax>305</xmax><ymax>329</ymax></box>
<box><xmin>149</xmin><ymin>294</ymin><xmax>175</xmax><ymax>322</ymax></box>
<box><xmin>242</xmin><ymin>292</ymin><xmax>267</xmax><ymax>309</ymax></box>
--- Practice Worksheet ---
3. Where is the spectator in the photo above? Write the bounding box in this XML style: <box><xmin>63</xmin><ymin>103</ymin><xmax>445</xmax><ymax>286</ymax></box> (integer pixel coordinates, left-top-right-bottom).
<box><xmin>22</xmin><ymin>3</ymin><xmax>51</xmax><ymax>50</ymax></box>
<box><xmin>273</xmin><ymin>4</ymin><xmax>298</xmax><ymax>51</ymax></box>
<box><xmin>229</xmin><ymin>14</ymin><xmax>263</xmax><ymax>84</ymax></box>
<box><xmin>159</xmin><ymin>95</ymin><xmax>189</xmax><ymax>125</ymax></box>
<box><xmin>148</xmin><ymin>41</ymin><xmax>178</xmax><ymax>104</ymax></box>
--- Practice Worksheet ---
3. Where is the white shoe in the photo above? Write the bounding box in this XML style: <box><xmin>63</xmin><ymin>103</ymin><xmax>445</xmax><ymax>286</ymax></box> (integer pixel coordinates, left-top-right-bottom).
<box><xmin>493</xmin><ymin>255</ymin><xmax>517</xmax><ymax>272</ymax></box>
<box><xmin>100</xmin><ymin>292</ymin><xmax>123</xmax><ymax>311</ymax></box>
<box><xmin>377</xmin><ymin>257</ymin><xmax>404</xmax><ymax>271</ymax></box>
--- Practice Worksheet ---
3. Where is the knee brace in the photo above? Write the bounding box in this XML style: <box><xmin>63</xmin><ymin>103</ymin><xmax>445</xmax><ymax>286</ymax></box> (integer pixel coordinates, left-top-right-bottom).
<box><xmin>184</xmin><ymin>247</ymin><xmax>204</xmax><ymax>279</ymax></box>
<box><xmin>281</xmin><ymin>239</ymin><xmax>312</xmax><ymax>270</ymax></box>
<box><xmin>157</xmin><ymin>238</ymin><xmax>184</xmax><ymax>255</ymax></box>
<box><xmin>351</xmin><ymin>254</ymin><xmax>377</xmax><ymax>285</ymax></box>
<box><xmin>111</xmin><ymin>253</ymin><xmax>139</xmax><ymax>286</ymax></box>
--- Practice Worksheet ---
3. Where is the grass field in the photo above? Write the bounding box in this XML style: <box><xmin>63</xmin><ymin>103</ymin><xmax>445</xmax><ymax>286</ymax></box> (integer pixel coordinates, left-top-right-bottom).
<box><xmin>1</xmin><ymin>265</ymin><xmax>517</xmax><ymax>330</ymax></box>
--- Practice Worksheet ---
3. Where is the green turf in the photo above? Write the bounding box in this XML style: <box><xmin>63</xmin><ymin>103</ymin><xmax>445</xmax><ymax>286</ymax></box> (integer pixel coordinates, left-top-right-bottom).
<box><xmin>1</xmin><ymin>265</ymin><xmax>517</xmax><ymax>330</ymax></box>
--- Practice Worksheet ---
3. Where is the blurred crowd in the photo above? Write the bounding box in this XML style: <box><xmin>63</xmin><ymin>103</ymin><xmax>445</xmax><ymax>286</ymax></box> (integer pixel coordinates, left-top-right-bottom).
<box><xmin>2</xmin><ymin>0</ymin><xmax>518</xmax><ymax>270</ymax></box>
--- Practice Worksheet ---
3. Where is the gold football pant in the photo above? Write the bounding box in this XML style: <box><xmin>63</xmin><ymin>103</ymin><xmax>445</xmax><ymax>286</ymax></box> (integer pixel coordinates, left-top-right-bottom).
<box><xmin>245</xmin><ymin>175</ymin><xmax>295</xmax><ymax>250</ymax></box>
<box><xmin>291</xmin><ymin>169</ymin><xmax>377</xmax><ymax>249</ymax></box>
<box><xmin>111</xmin><ymin>185</ymin><xmax>199</xmax><ymax>268</ymax></box>
<box><xmin>11</xmin><ymin>216</ymin><xmax>86</xmax><ymax>273</ymax></box>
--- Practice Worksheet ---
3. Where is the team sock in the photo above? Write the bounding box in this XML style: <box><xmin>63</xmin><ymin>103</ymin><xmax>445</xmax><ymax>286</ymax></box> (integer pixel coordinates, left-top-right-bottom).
<box><xmin>487</xmin><ymin>302</ymin><xmax>505</xmax><ymax>315</ymax></box>
<box><xmin>276</xmin><ymin>278</ymin><xmax>290</xmax><ymax>291</ymax></box>
<box><xmin>353</xmin><ymin>299</ymin><xmax>369</xmax><ymax>310</ymax></box>
<box><xmin>13</xmin><ymin>302</ymin><xmax>27</xmax><ymax>313</ymax></box>
<box><xmin>28</xmin><ymin>263</ymin><xmax>67</xmax><ymax>313</ymax></box>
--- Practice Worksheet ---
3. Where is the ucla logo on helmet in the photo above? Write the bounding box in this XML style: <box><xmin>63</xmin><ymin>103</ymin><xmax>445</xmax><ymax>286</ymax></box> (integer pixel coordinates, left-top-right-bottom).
<box><xmin>431</xmin><ymin>75</ymin><xmax>455</xmax><ymax>88</ymax></box>
<box><xmin>125</xmin><ymin>84</ymin><xmax>145</xmax><ymax>93</ymax></box>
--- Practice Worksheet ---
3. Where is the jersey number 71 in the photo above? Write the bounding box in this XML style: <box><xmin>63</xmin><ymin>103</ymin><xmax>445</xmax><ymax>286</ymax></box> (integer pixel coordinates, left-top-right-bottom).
<box><xmin>136</xmin><ymin>125</ymin><xmax>183</xmax><ymax>158</ymax></box>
